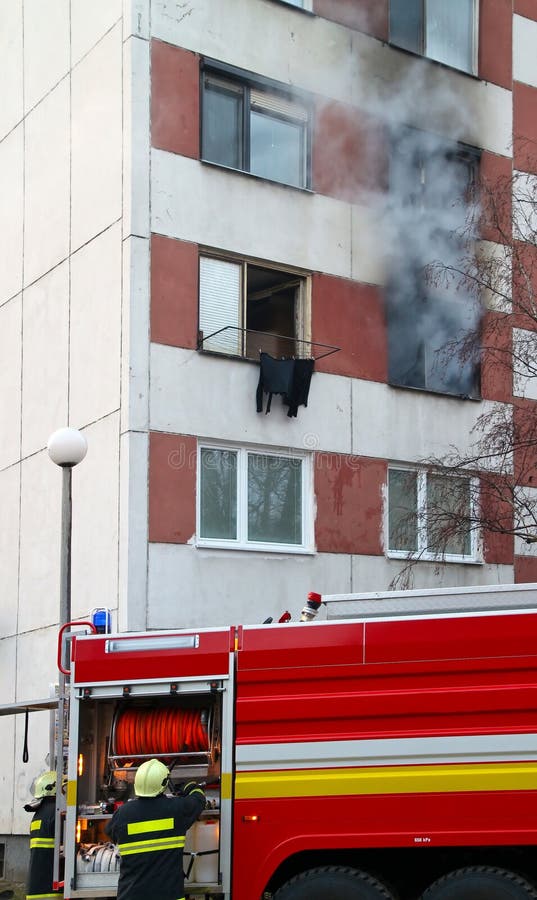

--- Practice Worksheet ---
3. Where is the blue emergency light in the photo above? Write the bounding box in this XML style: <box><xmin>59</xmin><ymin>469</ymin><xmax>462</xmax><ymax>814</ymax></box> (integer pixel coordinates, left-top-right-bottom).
<box><xmin>90</xmin><ymin>608</ymin><xmax>112</xmax><ymax>634</ymax></box>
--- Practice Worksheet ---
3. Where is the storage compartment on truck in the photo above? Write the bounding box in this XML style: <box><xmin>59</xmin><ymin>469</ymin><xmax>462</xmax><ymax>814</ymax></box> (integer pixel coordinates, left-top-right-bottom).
<box><xmin>72</xmin><ymin>687</ymin><xmax>223</xmax><ymax>896</ymax></box>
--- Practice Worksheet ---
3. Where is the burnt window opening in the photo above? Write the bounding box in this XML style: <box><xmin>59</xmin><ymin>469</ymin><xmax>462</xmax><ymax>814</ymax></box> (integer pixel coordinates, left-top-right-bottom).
<box><xmin>199</xmin><ymin>254</ymin><xmax>309</xmax><ymax>359</ymax></box>
<box><xmin>389</xmin><ymin>0</ymin><xmax>478</xmax><ymax>75</ymax></box>
<box><xmin>387</xmin><ymin>128</ymin><xmax>481</xmax><ymax>399</ymax></box>
<box><xmin>201</xmin><ymin>63</ymin><xmax>311</xmax><ymax>190</ymax></box>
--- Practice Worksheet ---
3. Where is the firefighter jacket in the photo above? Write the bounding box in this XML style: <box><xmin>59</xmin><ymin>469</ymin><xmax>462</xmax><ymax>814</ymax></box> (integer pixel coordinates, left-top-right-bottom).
<box><xmin>26</xmin><ymin>796</ymin><xmax>63</xmax><ymax>900</ymax></box>
<box><xmin>106</xmin><ymin>786</ymin><xmax>206</xmax><ymax>900</ymax></box>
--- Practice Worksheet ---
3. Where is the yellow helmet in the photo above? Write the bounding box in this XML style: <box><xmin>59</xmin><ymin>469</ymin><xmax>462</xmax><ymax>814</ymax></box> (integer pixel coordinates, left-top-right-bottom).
<box><xmin>34</xmin><ymin>771</ymin><xmax>57</xmax><ymax>799</ymax></box>
<box><xmin>134</xmin><ymin>759</ymin><xmax>169</xmax><ymax>797</ymax></box>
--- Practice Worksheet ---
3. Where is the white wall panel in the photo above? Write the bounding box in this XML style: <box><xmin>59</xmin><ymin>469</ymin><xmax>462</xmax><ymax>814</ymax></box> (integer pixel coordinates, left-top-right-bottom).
<box><xmin>152</xmin><ymin>151</ymin><xmax>353</xmax><ymax>280</ymax></box>
<box><xmin>352</xmin><ymin>380</ymin><xmax>504</xmax><ymax>467</ymax></box>
<box><xmin>69</xmin><ymin>223</ymin><xmax>122</xmax><ymax>426</ymax></box>
<box><xmin>152</xmin><ymin>0</ymin><xmax>354</xmax><ymax>104</ymax></box>
<box><xmin>22</xmin><ymin>262</ymin><xmax>69</xmax><ymax>458</ymax></box>
<box><xmin>71</xmin><ymin>0</ymin><xmax>122</xmax><ymax>66</ymax></box>
<box><xmin>24</xmin><ymin>79</ymin><xmax>70</xmax><ymax>287</ymax></box>
<box><xmin>0</xmin><ymin>716</ymin><xmax>15</xmax><ymax>833</ymax></box>
<box><xmin>351</xmin><ymin>554</ymin><xmax>514</xmax><ymax>594</ymax></box>
<box><xmin>150</xmin><ymin>345</ymin><xmax>352</xmax><ymax>455</ymax></box>
<box><xmin>18</xmin><ymin>452</ymin><xmax>60</xmax><ymax>633</ymax></box>
<box><xmin>514</xmin><ymin>486</ymin><xmax>537</xmax><ymax>557</ymax></box>
<box><xmin>23</xmin><ymin>0</ymin><xmax>70</xmax><ymax>113</ymax></box>
<box><xmin>123</xmin><ymin>35</ymin><xmax>150</xmax><ymax>239</ymax></box>
<box><xmin>123</xmin><ymin>0</ymin><xmax>150</xmax><ymax>40</ymax></box>
<box><xmin>513</xmin><ymin>328</ymin><xmax>537</xmax><ymax>400</ymax></box>
<box><xmin>0</xmin><ymin>295</ymin><xmax>22</xmax><ymax>470</ymax></box>
<box><xmin>353</xmin><ymin>33</ymin><xmax>512</xmax><ymax>158</ymax></box>
<box><xmin>513</xmin><ymin>15</ymin><xmax>537</xmax><ymax>89</ymax></box>
<box><xmin>121</xmin><ymin>236</ymin><xmax>150</xmax><ymax>433</ymax></box>
<box><xmin>13</xmin><ymin>627</ymin><xmax>59</xmax><ymax>834</ymax></box>
<box><xmin>0</xmin><ymin>0</ymin><xmax>23</xmax><ymax>141</ymax></box>
<box><xmin>0</xmin><ymin>127</ymin><xmax>23</xmax><ymax>305</ymax></box>
<box><xmin>148</xmin><ymin>542</ymin><xmax>350</xmax><ymax>629</ymax></box>
<box><xmin>71</xmin><ymin>24</ymin><xmax>122</xmax><ymax>252</ymax></box>
<box><xmin>118</xmin><ymin>430</ymin><xmax>148</xmax><ymax>633</ymax></box>
<box><xmin>71</xmin><ymin>413</ymin><xmax>120</xmax><ymax>619</ymax></box>
<box><xmin>0</xmin><ymin>467</ymin><xmax>20</xmax><ymax>638</ymax></box>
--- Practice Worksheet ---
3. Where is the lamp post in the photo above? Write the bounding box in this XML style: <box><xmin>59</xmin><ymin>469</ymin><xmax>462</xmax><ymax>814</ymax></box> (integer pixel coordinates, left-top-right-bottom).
<box><xmin>47</xmin><ymin>428</ymin><xmax>87</xmax><ymax>892</ymax></box>
<box><xmin>47</xmin><ymin>427</ymin><xmax>88</xmax><ymax>666</ymax></box>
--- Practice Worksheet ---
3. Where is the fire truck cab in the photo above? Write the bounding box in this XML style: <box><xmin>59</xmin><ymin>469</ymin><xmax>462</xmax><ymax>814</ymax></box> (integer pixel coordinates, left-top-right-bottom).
<box><xmin>57</xmin><ymin>582</ymin><xmax>537</xmax><ymax>900</ymax></box>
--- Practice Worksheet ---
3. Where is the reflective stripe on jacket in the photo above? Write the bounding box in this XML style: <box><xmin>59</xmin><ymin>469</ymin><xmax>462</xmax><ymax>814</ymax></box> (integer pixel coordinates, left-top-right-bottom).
<box><xmin>26</xmin><ymin>797</ymin><xmax>63</xmax><ymax>900</ymax></box>
<box><xmin>106</xmin><ymin>790</ymin><xmax>205</xmax><ymax>900</ymax></box>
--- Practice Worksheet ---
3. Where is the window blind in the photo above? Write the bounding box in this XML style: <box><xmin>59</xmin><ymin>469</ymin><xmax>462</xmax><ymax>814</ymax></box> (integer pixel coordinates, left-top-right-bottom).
<box><xmin>199</xmin><ymin>256</ymin><xmax>242</xmax><ymax>355</ymax></box>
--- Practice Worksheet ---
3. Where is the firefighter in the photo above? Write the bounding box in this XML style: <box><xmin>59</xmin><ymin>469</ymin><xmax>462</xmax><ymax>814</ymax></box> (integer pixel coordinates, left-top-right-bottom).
<box><xmin>24</xmin><ymin>769</ymin><xmax>62</xmax><ymax>900</ymax></box>
<box><xmin>106</xmin><ymin>758</ymin><xmax>206</xmax><ymax>900</ymax></box>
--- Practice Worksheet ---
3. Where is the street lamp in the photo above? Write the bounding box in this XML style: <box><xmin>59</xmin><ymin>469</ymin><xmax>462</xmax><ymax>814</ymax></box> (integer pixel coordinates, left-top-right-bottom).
<box><xmin>47</xmin><ymin>427</ymin><xmax>88</xmax><ymax>663</ymax></box>
<box><xmin>47</xmin><ymin>428</ymin><xmax>87</xmax><ymax>892</ymax></box>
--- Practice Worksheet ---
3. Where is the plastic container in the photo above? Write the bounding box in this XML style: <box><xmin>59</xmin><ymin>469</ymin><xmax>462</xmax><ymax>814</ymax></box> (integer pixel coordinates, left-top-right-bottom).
<box><xmin>193</xmin><ymin>820</ymin><xmax>219</xmax><ymax>884</ymax></box>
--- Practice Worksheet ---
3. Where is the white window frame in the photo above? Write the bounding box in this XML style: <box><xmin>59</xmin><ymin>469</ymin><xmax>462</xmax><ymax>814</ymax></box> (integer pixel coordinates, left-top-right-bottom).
<box><xmin>387</xmin><ymin>467</ymin><xmax>481</xmax><ymax>563</ymax></box>
<box><xmin>198</xmin><ymin>250</ymin><xmax>311</xmax><ymax>359</ymax></box>
<box><xmin>197</xmin><ymin>442</ymin><xmax>314</xmax><ymax>553</ymax></box>
<box><xmin>389</xmin><ymin>0</ymin><xmax>479</xmax><ymax>76</ymax></box>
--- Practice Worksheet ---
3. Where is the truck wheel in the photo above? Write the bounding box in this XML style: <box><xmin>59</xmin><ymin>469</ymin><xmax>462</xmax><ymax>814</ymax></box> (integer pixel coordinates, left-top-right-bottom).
<box><xmin>272</xmin><ymin>865</ymin><xmax>396</xmax><ymax>900</ymax></box>
<box><xmin>421</xmin><ymin>866</ymin><xmax>537</xmax><ymax>900</ymax></box>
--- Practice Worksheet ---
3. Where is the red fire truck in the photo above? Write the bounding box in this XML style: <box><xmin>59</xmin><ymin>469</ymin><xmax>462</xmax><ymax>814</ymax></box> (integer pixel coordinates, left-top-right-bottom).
<box><xmin>39</xmin><ymin>583</ymin><xmax>537</xmax><ymax>898</ymax></box>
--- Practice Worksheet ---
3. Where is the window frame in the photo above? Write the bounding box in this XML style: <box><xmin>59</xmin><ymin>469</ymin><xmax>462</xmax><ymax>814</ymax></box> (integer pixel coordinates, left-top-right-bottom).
<box><xmin>196</xmin><ymin>441</ymin><xmax>314</xmax><ymax>553</ymax></box>
<box><xmin>389</xmin><ymin>0</ymin><xmax>479</xmax><ymax>76</ymax></box>
<box><xmin>387</xmin><ymin>466</ymin><xmax>481</xmax><ymax>563</ymax></box>
<box><xmin>198</xmin><ymin>249</ymin><xmax>312</xmax><ymax>360</ymax></box>
<box><xmin>201</xmin><ymin>58</ymin><xmax>312</xmax><ymax>190</ymax></box>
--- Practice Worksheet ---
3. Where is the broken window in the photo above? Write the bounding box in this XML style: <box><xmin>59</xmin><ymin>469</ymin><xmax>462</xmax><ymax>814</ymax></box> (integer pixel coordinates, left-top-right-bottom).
<box><xmin>390</xmin><ymin>0</ymin><xmax>477</xmax><ymax>74</ymax></box>
<box><xmin>198</xmin><ymin>254</ymin><xmax>309</xmax><ymax>359</ymax></box>
<box><xmin>202</xmin><ymin>63</ymin><xmax>310</xmax><ymax>189</ymax></box>
<box><xmin>388</xmin><ymin>468</ymin><xmax>477</xmax><ymax>559</ymax></box>
<box><xmin>386</xmin><ymin>128</ymin><xmax>481</xmax><ymax>398</ymax></box>
<box><xmin>198</xmin><ymin>444</ymin><xmax>311</xmax><ymax>550</ymax></box>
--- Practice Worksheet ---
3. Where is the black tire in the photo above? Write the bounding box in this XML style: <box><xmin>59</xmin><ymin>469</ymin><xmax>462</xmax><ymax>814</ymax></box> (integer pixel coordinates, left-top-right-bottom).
<box><xmin>421</xmin><ymin>866</ymin><xmax>537</xmax><ymax>900</ymax></box>
<box><xmin>272</xmin><ymin>865</ymin><xmax>396</xmax><ymax>900</ymax></box>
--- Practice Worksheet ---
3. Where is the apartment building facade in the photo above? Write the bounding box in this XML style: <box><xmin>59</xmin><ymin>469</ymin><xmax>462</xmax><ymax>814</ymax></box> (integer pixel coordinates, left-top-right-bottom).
<box><xmin>1</xmin><ymin>0</ymin><xmax>536</xmax><ymax>877</ymax></box>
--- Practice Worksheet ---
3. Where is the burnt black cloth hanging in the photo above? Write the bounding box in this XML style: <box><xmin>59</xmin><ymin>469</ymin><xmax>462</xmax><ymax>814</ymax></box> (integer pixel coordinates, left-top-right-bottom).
<box><xmin>256</xmin><ymin>352</ymin><xmax>314</xmax><ymax>417</ymax></box>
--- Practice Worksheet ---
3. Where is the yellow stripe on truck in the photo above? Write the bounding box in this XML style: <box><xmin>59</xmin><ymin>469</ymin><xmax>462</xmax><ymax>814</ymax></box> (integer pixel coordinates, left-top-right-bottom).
<box><xmin>235</xmin><ymin>762</ymin><xmax>537</xmax><ymax>800</ymax></box>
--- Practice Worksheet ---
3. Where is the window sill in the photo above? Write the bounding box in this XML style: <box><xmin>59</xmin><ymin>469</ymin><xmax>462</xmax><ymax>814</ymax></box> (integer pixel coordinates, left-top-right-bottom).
<box><xmin>386</xmin><ymin>41</ymin><xmax>479</xmax><ymax>81</ymax></box>
<box><xmin>200</xmin><ymin>158</ymin><xmax>314</xmax><ymax>195</ymax></box>
<box><xmin>268</xmin><ymin>0</ymin><xmax>315</xmax><ymax>15</ymax></box>
<box><xmin>387</xmin><ymin>550</ymin><xmax>482</xmax><ymax>565</ymax></box>
<box><xmin>387</xmin><ymin>381</ymin><xmax>481</xmax><ymax>402</ymax></box>
<box><xmin>196</xmin><ymin>539</ymin><xmax>315</xmax><ymax>555</ymax></box>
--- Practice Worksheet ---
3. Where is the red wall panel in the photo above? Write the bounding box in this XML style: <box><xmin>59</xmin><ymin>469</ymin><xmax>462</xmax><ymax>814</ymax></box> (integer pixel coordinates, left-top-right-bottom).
<box><xmin>314</xmin><ymin>453</ymin><xmax>386</xmax><ymax>554</ymax></box>
<box><xmin>480</xmin><ymin>473</ymin><xmax>514</xmax><ymax>565</ymax></box>
<box><xmin>149</xmin><ymin>432</ymin><xmax>197</xmax><ymax>544</ymax></box>
<box><xmin>514</xmin><ymin>82</ymin><xmax>537</xmax><ymax>175</ymax></box>
<box><xmin>480</xmin><ymin>151</ymin><xmax>512</xmax><ymax>245</ymax></box>
<box><xmin>312</xmin><ymin>101</ymin><xmax>387</xmax><ymax>201</ymax></box>
<box><xmin>515</xmin><ymin>0</ymin><xmax>537</xmax><ymax>20</ymax></box>
<box><xmin>151</xmin><ymin>40</ymin><xmax>199</xmax><ymax>158</ymax></box>
<box><xmin>481</xmin><ymin>312</ymin><xmax>512</xmax><ymax>403</ymax></box>
<box><xmin>313</xmin><ymin>0</ymin><xmax>388</xmax><ymax>39</ymax></box>
<box><xmin>312</xmin><ymin>274</ymin><xmax>387</xmax><ymax>382</ymax></box>
<box><xmin>478</xmin><ymin>0</ymin><xmax>512</xmax><ymax>89</ymax></box>
<box><xmin>514</xmin><ymin>400</ymin><xmax>537</xmax><ymax>486</ymax></box>
<box><xmin>515</xmin><ymin>555</ymin><xmax>537</xmax><ymax>582</ymax></box>
<box><xmin>151</xmin><ymin>235</ymin><xmax>199</xmax><ymax>348</ymax></box>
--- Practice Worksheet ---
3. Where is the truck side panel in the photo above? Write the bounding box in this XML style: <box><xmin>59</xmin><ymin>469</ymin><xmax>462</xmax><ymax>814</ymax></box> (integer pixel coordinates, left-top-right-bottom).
<box><xmin>233</xmin><ymin>615</ymin><xmax>537</xmax><ymax>899</ymax></box>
